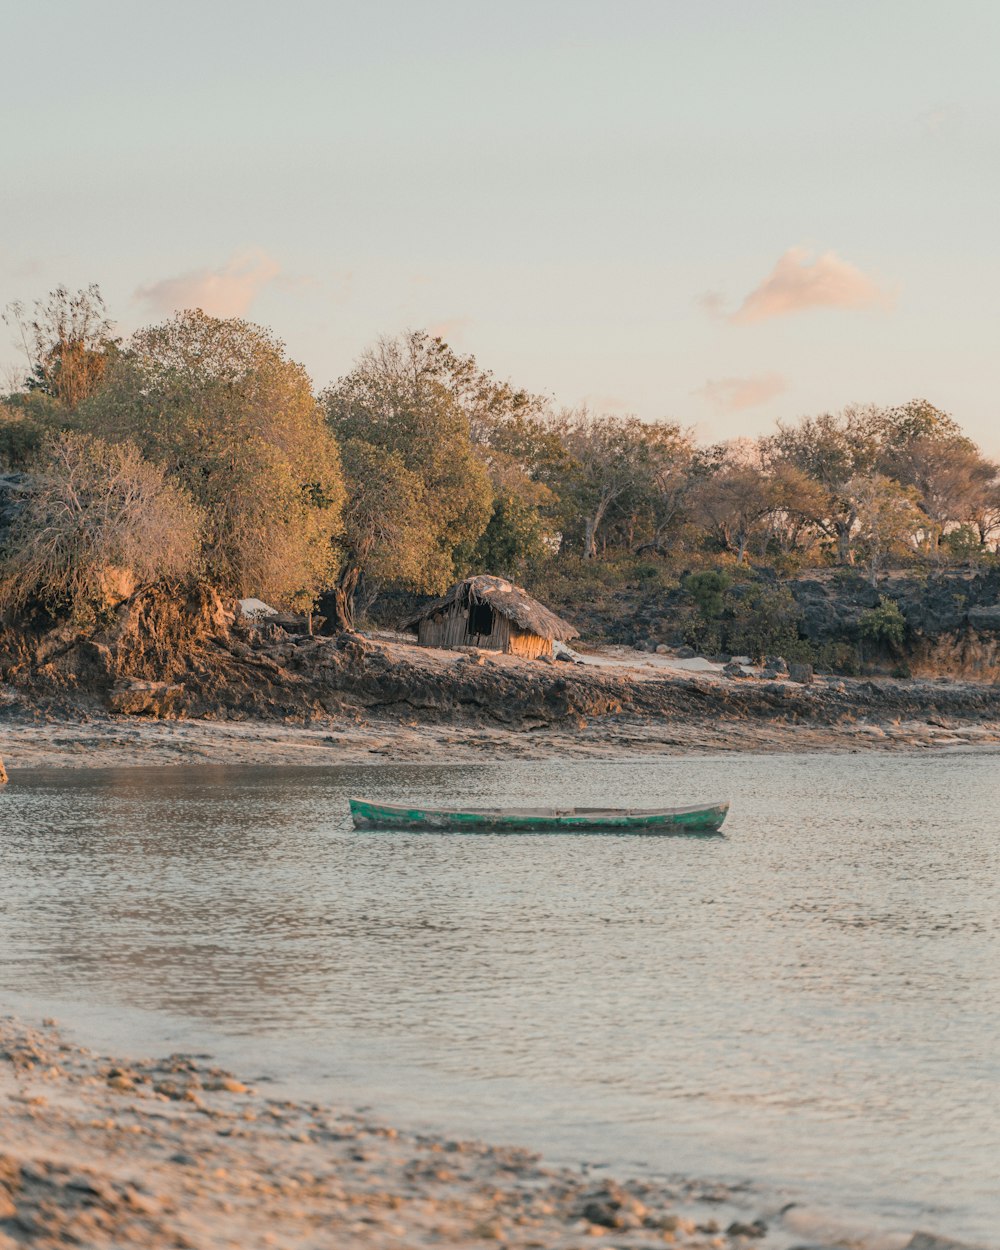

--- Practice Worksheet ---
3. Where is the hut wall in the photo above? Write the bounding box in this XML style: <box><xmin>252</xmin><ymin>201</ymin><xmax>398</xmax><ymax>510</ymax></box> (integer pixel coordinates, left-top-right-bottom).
<box><xmin>415</xmin><ymin>604</ymin><xmax>552</xmax><ymax>657</ymax></box>
<box><xmin>507</xmin><ymin>627</ymin><xmax>552</xmax><ymax>658</ymax></box>
<box><xmin>417</xmin><ymin>606</ymin><xmax>470</xmax><ymax>649</ymax></box>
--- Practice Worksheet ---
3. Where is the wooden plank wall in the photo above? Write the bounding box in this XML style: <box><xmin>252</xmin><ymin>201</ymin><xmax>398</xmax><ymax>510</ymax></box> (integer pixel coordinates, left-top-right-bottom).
<box><xmin>415</xmin><ymin>605</ymin><xmax>552</xmax><ymax>657</ymax></box>
<box><xmin>508</xmin><ymin>628</ymin><xmax>552</xmax><ymax>658</ymax></box>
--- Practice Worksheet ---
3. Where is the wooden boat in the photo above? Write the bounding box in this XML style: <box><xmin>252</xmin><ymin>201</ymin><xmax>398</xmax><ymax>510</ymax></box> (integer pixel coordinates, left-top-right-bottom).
<box><xmin>349</xmin><ymin>797</ymin><xmax>728</xmax><ymax>834</ymax></box>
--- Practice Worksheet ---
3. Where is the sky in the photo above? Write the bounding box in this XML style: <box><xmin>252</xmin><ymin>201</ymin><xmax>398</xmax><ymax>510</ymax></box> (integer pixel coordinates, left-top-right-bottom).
<box><xmin>2</xmin><ymin>0</ymin><xmax>998</xmax><ymax>451</ymax></box>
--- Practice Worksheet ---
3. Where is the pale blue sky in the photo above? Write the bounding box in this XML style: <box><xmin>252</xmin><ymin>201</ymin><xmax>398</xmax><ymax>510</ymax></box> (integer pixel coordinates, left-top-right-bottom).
<box><xmin>2</xmin><ymin>0</ymin><xmax>998</xmax><ymax>450</ymax></box>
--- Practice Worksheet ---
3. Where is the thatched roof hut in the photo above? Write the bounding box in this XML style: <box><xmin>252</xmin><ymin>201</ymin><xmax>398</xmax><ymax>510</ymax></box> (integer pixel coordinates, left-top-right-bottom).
<box><xmin>402</xmin><ymin>574</ymin><xmax>578</xmax><ymax>658</ymax></box>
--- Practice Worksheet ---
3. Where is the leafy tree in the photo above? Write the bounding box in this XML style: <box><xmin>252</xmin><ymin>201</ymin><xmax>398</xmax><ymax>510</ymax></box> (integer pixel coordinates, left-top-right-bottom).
<box><xmin>969</xmin><ymin>479</ymin><xmax>1000</xmax><ymax>549</ymax></box>
<box><xmin>395</xmin><ymin>331</ymin><xmax>564</xmax><ymax>566</ymax></box>
<box><xmin>642</xmin><ymin>425</ymin><xmax>698</xmax><ymax>551</ymax></box>
<box><xmin>322</xmin><ymin>332</ymin><xmax>493</xmax><ymax>624</ymax></box>
<box><xmin>551</xmin><ymin>411</ymin><xmax>690</xmax><ymax>557</ymax></box>
<box><xmin>766</xmin><ymin>407</ymin><xmax>882</xmax><ymax>564</ymax></box>
<box><xmin>844</xmin><ymin>474</ymin><xmax>924</xmax><ymax>584</ymax></box>
<box><xmin>689</xmin><ymin>443</ymin><xmax>783</xmax><ymax>564</ymax></box>
<box><xmin>880</xmin><ymin>433</ymin><xmax>996</xmax><ymax>549</ymax></box>
<box><xmin>81</xmin><ymin>311</ymin><xmax>344</xmax><ymax>608</ymax></box>
<box><xmin>3</xmin><ymin>284</ymin><xmax>118</xmax><ymax>410</ymax></box>
<box><xmin>0</xmin><ymin>432</ymin><xmax>202</xmax><ymax>621</ymax></box>
<box><xmin>874</xmin><ymin>398</ymin><xmax>964</xmax><ymax>452</ymax></box>
<box><xmin>330</xmin><ymin>439</ymin><xmax>432</xmax><ymax>630</ymax></box>
<box><xmin>472</xmin><ymin>490</ymin><xmax>550</xmax><ymax>578</ymax></box>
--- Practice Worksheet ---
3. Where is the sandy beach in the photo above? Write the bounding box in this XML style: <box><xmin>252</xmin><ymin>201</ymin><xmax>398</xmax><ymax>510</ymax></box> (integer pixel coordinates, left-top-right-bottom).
<box><xmin>0</xmin><ymin>1015</ymin><xmax>792</xmax><ymax>1250</ymax></box>
<box><xmin>4</xmin><ymin>1015</ymin><xmax>966</xmax><ymax>1250</ymax></box>
<box><xmin>2</xmin><ymin>703</ymin><xmax>999</xmax><ymax>772</ymax></box>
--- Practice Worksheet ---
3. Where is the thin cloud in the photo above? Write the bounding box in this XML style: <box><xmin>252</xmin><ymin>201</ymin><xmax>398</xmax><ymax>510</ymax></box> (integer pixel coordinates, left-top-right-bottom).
<box><xmin>0</xmin><ymin>254</ymin><xmax>44</xmax><ymax>281</ymax></box>
<box><xmin>134</xmin><ymin>249</ymin><xmax>280</xmax><ymax>318</ymax></box>
<box><xmin>696</xmin><ymin>291</ymin><xmax>727</xmax><ymax>320</ymax></box>
<box><xmin>730</xmin><ymin>247</ymin><xmax>891</xmax><ymax>325</ymax></box>
<box><xmin>917</xmin><ymin>103</ymin><xmax>964</xmax><ymax>141</ymax></box>
<box><xmin>581</xmin><ymin>393</ymin><xmax>629</xmax><ymax>413</ymax></box>
<box><xmin>694</xmin><ymin>373</ymin><xmax>787</xmax><ymax>413</ymax></box>
<box><xmin>427</xmin><ymin>316</ymin><xmax>472</xmax><ymax>343</ymax></box>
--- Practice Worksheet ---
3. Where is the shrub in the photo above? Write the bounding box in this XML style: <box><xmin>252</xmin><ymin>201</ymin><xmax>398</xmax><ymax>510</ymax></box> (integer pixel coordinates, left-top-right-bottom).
<box><xmin>941</xmin><ymin>525</ymin><xmax>987</xmax><ymax>562</ymax></box>
<box><xmin>814</xmin><ymin>641</ymin><xmax>861</xmax><ymax>676</ymax></box>
<box><xmin>858</xmin><ymin>595</ymin><xmax>906</xmax><ymax>655</ymax></box>
<box><xmin>722</xmin><ymin>582</ymin><xmax>801</xmax><ymax>663</ymax></box>
<box><xmin>0</xmin><ymin>396</ymin><xmax>63</xmax><ymax>471</ymax></box>
<box><xmin>0</xmin><ymin>432</ymin><xmax>202</xmax><ymax>622</ymax></box>
<box><xmin>683</xmin><ymin>568</ymin><xmax>731</xmax><ymax>621</ymax></box>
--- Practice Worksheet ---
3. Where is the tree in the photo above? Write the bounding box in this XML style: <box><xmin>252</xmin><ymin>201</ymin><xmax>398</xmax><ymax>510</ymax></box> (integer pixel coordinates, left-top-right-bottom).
<box><xmin>329</xmin><ymin>439</ymin><xmax>432</xmax><ymax>630</ymax></box>
<box><xmin>844</xmin><ymin>475</ymin><xmax>923</xmax><ymax>584</ymax></box>
<box><xmin>82</xmin><ymin>311</ymin><xmax>344</xmax><ymax>609</ymax></box>
<box><xmin>3</xmin><ymin>284</ymin><xmax>118</xmax><ymax>410</ymax></box>
<box><xmin>724</xmin><ymin>582</ymin><xmax>802</xmax><ymax>663</ymax></box>
<box><xmin>880</xmin><ymin>433</ymin><xmax>996</xmax><ymax>550</ymax></box>
<box><xmin>969</xmin><ymin>478</ymin><xmax>1000</xmax><ymax>549</ymax></box>
<box><xmin>688</xmin><ymin>442</ymin><xmax>787</xmax><ymax>564</ymax></box>
<box><xmin>551</xmin><ymin>411</ymin><xmax>689</xmax><ymax>557</ymax></box>
<box><xmin>0</xmin><ymin>432</ymin><xmax>202</xmax><ymax>621</ymax></box>
<box><xmin>472</xmin><ymin>490</ymin><xmax>550</xmax><ymax>578</ymax></box>
<box><xmin>382</xmin><ymin>330</ymin><xmax>564</xmax><ymax>572</ymax></box>
<box><xmin>755</xmin><ymin>461</ymin><xmax>830</xmax><ymax>562</ymax></box>
<box><xmin>875</xmin><ymin>398</ymin><xmax>964</xmax><ymax>452</ymax></box>
<box><xmin>322</xmin><ymin>332</ymin><xmax>493</xmax><ymax>625</ymax></box>
<box><xmin>766</xmin><ymin>407</ymin><xmax>882</xmax><ymax>564</ymax></box>
<box><xmin>648</xmin><ymin>433</ymin><xmax>698</xmax><ymax>547</ymax></box>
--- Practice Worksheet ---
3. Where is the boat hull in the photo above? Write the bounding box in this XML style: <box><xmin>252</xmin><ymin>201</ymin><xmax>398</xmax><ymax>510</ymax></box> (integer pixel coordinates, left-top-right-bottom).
<box><xmin>349</xmin><ymin>798</ymin><xmax>728</xmax><ymax>834</ymax></box>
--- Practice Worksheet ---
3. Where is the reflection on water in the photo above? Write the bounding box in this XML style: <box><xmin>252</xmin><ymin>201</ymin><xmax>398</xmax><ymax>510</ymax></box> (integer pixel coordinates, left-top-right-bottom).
<box><xmin>2</xmin><ymin>754</ymin><xmax>999</xmax><ymax>1242</ymax></box>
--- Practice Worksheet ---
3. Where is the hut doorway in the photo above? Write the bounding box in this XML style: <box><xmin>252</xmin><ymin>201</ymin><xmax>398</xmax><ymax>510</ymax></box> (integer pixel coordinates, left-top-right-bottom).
<box><xmin>467</xmin><ymin>601</ymin><xmax>495</xmax><ymax>637</ymax></box>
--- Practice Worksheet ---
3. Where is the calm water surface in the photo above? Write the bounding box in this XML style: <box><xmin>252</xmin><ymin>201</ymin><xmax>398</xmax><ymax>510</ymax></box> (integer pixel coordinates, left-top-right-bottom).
<box><xmin>1</xmin><ymin>754</ymin><xmax>998</xmax><ymax>1243</ymax></box>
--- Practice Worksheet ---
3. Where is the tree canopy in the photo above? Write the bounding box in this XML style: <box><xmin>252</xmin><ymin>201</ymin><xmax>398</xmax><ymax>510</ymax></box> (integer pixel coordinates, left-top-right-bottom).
<box><xmin>2</xmin><ymin>280</ymin><xmax>999</xmax><ymax>640</ymax></box>
<box><xmin>82</xmin><ymin>311</ymin><xmax>344</xmax><ymax>608</ymax></box>
<box><xmin>321</xmin><ymin>332</ymin><xmax>493</xmax><ymax>626</ymax></box>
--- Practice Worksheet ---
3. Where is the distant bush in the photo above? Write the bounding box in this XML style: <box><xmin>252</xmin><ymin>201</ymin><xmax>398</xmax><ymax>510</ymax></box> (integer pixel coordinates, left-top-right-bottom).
<box><xmin>723</xmin><ymin>582</ymin><xmax>801</xmax><ymax>663</ymax></box>
<box><xmin>0</xmin><ymin>432</ymin><xmax>202</xmax><ymax>622</ymax></box>
<box><xmin>858</xmin><ymin>595</ymin><xmax>907</xmax><ymax>655</ymax></box>
<box><xmin>0</xmin><ymin>397</ymin><xmax>62</xmax><ymax>471</ymax></box>
<box><xmin>940</xmin><ymin>525</ymin><xmax>991</xmax><ymax>562</ymax></box>
<box><xmin>682</xmin><ymin>569</ymin><xmax>731</xmax><ymax>621</ymax></box>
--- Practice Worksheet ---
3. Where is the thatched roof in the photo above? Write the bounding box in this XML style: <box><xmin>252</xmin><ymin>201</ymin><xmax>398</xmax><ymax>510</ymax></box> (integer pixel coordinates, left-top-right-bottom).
<box><xmin>402</xmin><ymin>575</ymin><xmax>579</xmax><ymax>641</ymax></box>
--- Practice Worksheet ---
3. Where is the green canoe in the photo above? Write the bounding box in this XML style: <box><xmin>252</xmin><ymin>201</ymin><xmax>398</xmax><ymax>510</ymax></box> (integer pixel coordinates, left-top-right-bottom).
<box><xmin>349</xmin><ymin>797</ymin><xmax>728</xmax><ymax>834</ymax></box>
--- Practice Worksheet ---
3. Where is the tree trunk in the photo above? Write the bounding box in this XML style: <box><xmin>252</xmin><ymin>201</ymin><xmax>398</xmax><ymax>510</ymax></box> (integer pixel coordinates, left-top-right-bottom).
<box><xmin>835</xmin><ymin>521</ymin><xmax>855</xmax><ymax>565</ymax></box>
<box><xmin>583</xmin><ymin>496</ymin><xmax>613</xmax><ymax>559</ymax></box>
<box><xmin>583</xmin><ymin>516</ymin><xmax>597</xmax><ymax>559</ymax></box>
<box><xmin>330</xmin><ymin>564</ymin><xmax>360</xmax><ymax>631</ymax></box>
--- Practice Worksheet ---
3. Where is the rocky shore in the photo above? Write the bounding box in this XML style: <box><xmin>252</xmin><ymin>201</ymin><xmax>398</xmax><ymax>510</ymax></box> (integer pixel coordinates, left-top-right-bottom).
<box><xmin>1</xmin><ymin>583</ymin><xmax>999</xmax><ymax>768</ymax></box>
<box><xmin>0</xmin><ymin>1017</ymin><xmax>977</xmax><ymax>1250</ymax></box>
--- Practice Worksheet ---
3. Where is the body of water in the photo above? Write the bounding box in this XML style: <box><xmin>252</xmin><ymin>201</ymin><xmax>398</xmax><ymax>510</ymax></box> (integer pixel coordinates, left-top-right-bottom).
<box><xmin>1</xmin><ymin>753</ymin><xmax>998</xmax><ymax>1243</ymax></box>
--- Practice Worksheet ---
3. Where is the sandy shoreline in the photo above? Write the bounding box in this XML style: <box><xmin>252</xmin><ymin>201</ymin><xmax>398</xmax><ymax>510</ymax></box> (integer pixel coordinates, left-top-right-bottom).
<box><xmin>0</xmin><ymin>1015</ymin><xmax>781</xmax><ymax>1250</ymax></box>
<box><xmin>2</xmin><ymin>707</ymin><xmax>1000</xmax><ymax>771</ymax></box>
<box><xmin>1</xmin><ymin>1015</ymin><xmax>964</xmax><ymax>1250</ymax></box>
